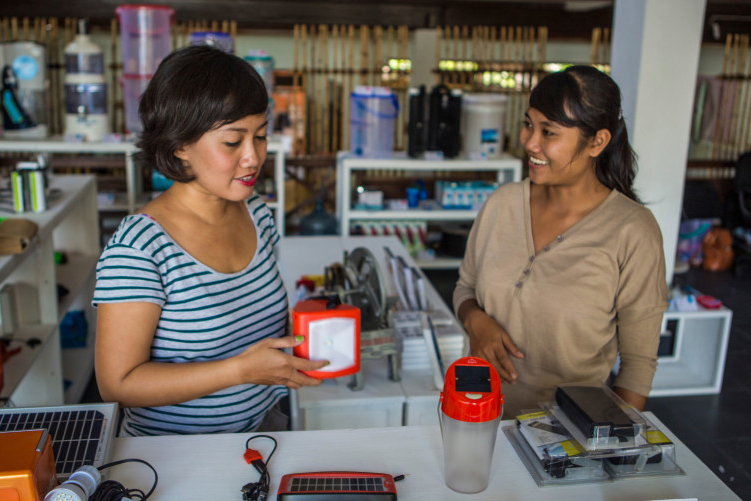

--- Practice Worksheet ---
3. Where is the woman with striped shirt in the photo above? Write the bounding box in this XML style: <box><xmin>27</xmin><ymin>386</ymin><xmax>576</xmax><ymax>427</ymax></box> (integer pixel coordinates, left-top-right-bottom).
<box><xmin>93</xmin><ymin>46</ymin><xmax>326</xmax><ymax>436</ymax></box>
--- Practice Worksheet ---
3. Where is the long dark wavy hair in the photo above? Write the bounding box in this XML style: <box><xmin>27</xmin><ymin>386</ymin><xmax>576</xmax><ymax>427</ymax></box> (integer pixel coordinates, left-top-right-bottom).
<box><xmin>136</xmin><ymin>45</ymin><xmax>268</xmax><ymax>183</ymax></box>
<box><xmin>529</xmin><ymin>65</ymin><xmax>639</xmax><ymax>202</ymax></box>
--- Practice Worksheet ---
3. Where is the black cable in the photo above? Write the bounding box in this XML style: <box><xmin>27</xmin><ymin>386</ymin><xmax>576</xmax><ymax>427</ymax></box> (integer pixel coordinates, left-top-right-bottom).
<box><xmin>242</xmin><ymin>435</ymin><xmax>278</xmax><ymax>501</ymax></box>
<box><xmin>90</xmin><ymin>458</ymin><xmax>158</xmax><ymax>501</ymax></box>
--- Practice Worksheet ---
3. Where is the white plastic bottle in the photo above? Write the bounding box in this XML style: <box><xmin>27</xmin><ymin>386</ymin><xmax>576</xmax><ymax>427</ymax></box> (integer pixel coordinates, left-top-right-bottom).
<box><xmin>64</xmin><ymin>20</ymin><xmax>109</xmax><ymax>141</ymax></box>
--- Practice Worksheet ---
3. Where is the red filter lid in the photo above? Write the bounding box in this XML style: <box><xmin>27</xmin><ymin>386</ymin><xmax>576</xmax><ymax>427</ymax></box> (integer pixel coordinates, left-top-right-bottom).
<box><xmin>440</xmin><ymin>357</ymin><xmax>502</xmax><ymax>422</ymax></box>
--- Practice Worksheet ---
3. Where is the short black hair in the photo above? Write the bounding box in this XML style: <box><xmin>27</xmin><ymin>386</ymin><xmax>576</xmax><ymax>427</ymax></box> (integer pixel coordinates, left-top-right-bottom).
<box><xmin>136</xmin><ymin>45</ymin><xmax>268</xmax><ymax>183</ymax></box>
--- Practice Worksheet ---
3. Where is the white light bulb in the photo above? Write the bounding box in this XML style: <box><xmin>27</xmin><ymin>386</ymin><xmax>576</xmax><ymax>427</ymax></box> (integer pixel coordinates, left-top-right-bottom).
<box><xmin>44</xmin><ymin>465</ymin><xmax>101</xmax><ymax>501</ymax></box>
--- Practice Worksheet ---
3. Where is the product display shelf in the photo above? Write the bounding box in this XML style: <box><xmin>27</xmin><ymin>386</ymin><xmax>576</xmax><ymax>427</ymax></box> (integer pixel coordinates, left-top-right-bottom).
<box><xmin>650</xmin><ymin>305</ymin><xmax>733</xmax><ymax>396</ymax></box>
<box><xmin>0</xmin><ymin>136</ymin><xmax>141</xmax><ymax>213</ymax></box>
<box><xmin>0</xmin><ymin>175</ymin><xmax>100</xmax><ymax>406</ymax></box>
<box><xmin>336</xmin><ymin>151</ymin><xmax>522</xmax><ymax>268</ymax></box>
<box><xmin>0</xmin><ymin>137</ymin><xmax>286</xmax><ymax>232</ymax></box>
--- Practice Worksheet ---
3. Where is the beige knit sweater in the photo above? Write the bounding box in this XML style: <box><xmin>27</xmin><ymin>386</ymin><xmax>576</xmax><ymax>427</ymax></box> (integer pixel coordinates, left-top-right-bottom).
<box><xmin>453</xmin><ymin>179</ymin><xmax>669</xmax><ymax>418</ymax></box>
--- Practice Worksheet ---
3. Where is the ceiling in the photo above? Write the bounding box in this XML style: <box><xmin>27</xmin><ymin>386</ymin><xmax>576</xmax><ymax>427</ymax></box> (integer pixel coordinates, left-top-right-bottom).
<box><xmin>2</xmin><ymin>0</ymin><xmax>750</xmax><ymax>42</ymax></box>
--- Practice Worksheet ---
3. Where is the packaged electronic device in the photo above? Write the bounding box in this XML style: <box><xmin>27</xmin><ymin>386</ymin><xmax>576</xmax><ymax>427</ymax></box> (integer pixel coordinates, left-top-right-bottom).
<box><xmin>506</xmin><ymin>410</ymin><xmax>609</xmax><ymax>486</ymax></box>
<box><xmin>551</xmin><ymin>384</ymin><xmax>645</xmax><ymax>450</ymax></box>
<box><xmin>506</xmin><ymin>385</ymin><xmax>685</xmax><ymax>486</ymax></box>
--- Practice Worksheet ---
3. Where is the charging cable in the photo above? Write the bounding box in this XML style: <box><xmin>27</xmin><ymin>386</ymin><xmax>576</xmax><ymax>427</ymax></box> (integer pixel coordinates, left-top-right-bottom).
<box><xmin>44</xmin><ymin>458</ymin><xmax>158</xmax><ymax>501</ymax></box>
<box><xmin>241</xmin><ymin>434</ymin><xmax>278</xmax><ymax>501</ymax></box>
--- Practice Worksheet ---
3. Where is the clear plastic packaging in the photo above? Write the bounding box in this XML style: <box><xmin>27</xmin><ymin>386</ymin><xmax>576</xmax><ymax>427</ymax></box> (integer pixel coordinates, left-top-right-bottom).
<box><xmin>506</xmin><ymin>385</ymin><xmax>685</xmax><ymax>487</ymax></box>
<box><xmin>546</xmin><ymin>384</ymin><xmax>646</xmax><ymax>450</ymax></box>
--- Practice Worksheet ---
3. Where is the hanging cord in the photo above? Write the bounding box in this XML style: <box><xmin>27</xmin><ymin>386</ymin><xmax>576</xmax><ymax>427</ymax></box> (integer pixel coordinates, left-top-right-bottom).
<box><xmin>91</xmin><ymin>458</ymin><xmax>159</xmax><ymax>501</ymax></box>
<box><xmin>241</xmin><ymin>434</ymin><xmax>278</xmax><ymax>501</ymax></box>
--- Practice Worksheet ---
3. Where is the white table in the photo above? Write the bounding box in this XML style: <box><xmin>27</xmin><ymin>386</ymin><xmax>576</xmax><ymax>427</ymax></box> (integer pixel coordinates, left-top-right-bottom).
<box><xmin>108</xmin><ymin>413</ymin><xmax>739</xmax><ymax>500</ymax></box>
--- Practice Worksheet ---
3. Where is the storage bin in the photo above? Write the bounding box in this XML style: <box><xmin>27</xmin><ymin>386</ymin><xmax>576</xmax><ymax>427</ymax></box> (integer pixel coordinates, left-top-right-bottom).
<box><xmin>349</xmin><ymin>86</ymin><xmax>399</xmax><ymax>156</ymax></box>
<box><xmin>116</xmin><ymin>4</ymin><xmax>174</xmax><ymax>75</ymax></box>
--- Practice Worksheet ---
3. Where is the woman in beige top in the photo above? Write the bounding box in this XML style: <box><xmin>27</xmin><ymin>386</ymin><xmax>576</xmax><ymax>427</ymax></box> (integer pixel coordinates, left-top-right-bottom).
<box><xmin>453</xmin><ymin>65</ymin><xmax>669</xmax><ymax>418</ymax></box>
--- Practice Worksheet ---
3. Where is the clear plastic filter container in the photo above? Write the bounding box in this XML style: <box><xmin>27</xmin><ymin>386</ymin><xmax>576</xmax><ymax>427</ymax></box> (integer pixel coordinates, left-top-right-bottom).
<box><xmin>116</xmin><ymin>4</ymin><xmax>174</xmax><ymax>75</ymax></box>
<box><xmin>64</xmin><ymin>83</ymin><xmax>107</xmax><ymax>115</ymax></box>
<box><xmin>349</xmin><ymin>86</ymin><xmax>399</xmax><ymax>157</ymax></box>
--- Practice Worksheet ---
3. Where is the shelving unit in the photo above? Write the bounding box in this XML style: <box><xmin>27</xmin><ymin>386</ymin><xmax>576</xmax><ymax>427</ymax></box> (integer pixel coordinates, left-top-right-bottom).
<box><xmin>0</xmin><ymin>175</ymin><xmax>100</xmax><ymax>406</ymax></box>
<box><xmin>336</xmin><ymin>151</ymin><xmax>522</xmax><ymax>268</ymax></box>
<box><xmin>0</xmin><ymin>137</ymin><xmax>141</xmax><ymax>213</ymax></box>
<box><xmin>0</xmin><ymin>137</ymin><xmax>287</xmax><ymax>236</ymax></box>
<box><xmin>650</xmin><ymin>306</ymin><xmax>733</xmax><ymax>396</ymax></box>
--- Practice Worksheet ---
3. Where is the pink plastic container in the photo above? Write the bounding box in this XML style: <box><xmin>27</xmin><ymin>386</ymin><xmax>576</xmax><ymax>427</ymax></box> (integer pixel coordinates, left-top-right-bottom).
<box><xmin>116</xmin><ymin>4</ymin><xmax>174</xmax><ymax>75</ymax></box>
<box><xmin>121</xmin><ymin>74</ymin><xmax>151</xmax><ymax>133</ymax></box>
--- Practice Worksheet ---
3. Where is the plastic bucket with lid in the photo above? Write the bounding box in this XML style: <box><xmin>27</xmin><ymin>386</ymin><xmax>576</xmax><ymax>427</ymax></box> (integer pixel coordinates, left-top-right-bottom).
<box><xmin>460</xmin><ymin>93</ymin><xmax>507</xmax><ymax>158</ymax></box>
<box><xmin>116</xmin><ymin>4</ymin><xmax>174</xmax><ymax>75</ymax></box>
<box><xmin>349</xmin><ymin>86</ymin><xmax>399</xmax><ymax>157</ymax></box>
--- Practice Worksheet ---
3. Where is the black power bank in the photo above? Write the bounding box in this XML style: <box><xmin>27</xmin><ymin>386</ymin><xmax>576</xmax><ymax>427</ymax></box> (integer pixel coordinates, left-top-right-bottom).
<box><xmin>555</xmin><ymin>386</ymin><xmax>636</xmax><ymax>440</ymax></box>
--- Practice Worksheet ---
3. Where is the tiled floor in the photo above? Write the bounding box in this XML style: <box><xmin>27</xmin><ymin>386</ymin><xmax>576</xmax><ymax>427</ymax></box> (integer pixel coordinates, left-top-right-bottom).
<box><xmin>424</xmin><ymin>265</ymin><xmax>751</xmax><ymax>500</ymax></box>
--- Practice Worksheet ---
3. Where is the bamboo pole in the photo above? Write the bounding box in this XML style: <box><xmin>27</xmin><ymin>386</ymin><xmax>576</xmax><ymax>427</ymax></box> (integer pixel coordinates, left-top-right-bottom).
<box><xmin>728</xmin><ymin>34</ymin><xmax>744</xmax><ymax>159</ymax></box>
<box><xmin>712</xmin><ymin>34</ymin><xmax>733</xmax><ymax>159</ymax></box>
<box><xmin>346</xmin><ymin>25</ymin><xmax>354</xmax><ymax>150</ymax></box>
<box><xmin>590</xmin><ymin>27</ymin><xmax>601</xmax><ymax>65</ymax></box>
<box><xmin>740</xmin><ymin>35</ymin><xmax>751</xmax><ymax>153</ymax></box>
<box><xmin>435</xmin><ymin>26</ymin><xmax>442</xmax><ymax>85</ymax></box>
<box><xmin>110</xmin><ymin>18</ymin><xmax>119</xmax><ymax>133</ymax></box>
<box><xmin>309</xmin><ymin>24</ymin><xmax>318</xmax><ymax>154</ymax></box>
<box><xmin>321</xmin><ymin>24</ymin><xmax>330</xmax><ymax>154</ymax></box>
<box><xmin>331</xmin><ymin>24</ymin><xmax>340</xmax><ymax>152</ymax></box>
<box><xmin>301</xmin><ymin>24</ymin><xmax>309</xmax><ymax>155</ymax></box>
<box><xmin>360</xmin><ymin>25</ymin><xmax>370</xmax><ymax>86</ymax></box>
<box><xmin>735</xmin><ymin>34</ymin><xmax>749</xmax><ymax>157</ymax></box>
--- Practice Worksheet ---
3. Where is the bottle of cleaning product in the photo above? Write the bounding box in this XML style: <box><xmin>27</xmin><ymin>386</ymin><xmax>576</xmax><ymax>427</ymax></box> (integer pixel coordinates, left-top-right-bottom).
<box><xmin>64</xmin><ymin>19</ymin><xmax>109</xmax><ymax>141</ymax></box>
<box><xmin>1</xmin><ymin>65</ymin><xmax>36</xmax><ymax>131</ymax></box>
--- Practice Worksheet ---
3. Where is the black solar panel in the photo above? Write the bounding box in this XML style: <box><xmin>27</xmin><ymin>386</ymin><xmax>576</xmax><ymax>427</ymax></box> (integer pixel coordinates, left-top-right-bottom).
<box><xmin>0</xmin><ymin>403</ymin><xmax>117</xmax><ymax>477</ymax></box>
<box><xmin>289</xmin><ymin>477</ymin><xmax>386</xmax><ymax>492</ymax></box>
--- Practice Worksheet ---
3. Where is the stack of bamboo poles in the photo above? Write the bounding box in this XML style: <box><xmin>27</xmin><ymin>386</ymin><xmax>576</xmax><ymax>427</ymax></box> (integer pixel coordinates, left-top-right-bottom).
<box><xmin>293</xmin><ymin>24</ymin><xmax>411</xmax><ymax>156</ymax></box>
<box><xmin>590</xmin><ymin>27</ymin><xmax>610</xmax><ymax>68</ymax></box>
<box><xmin>434</xmin><ymin>25</ymin><xmax>548</xmax><ymax>158</ymax></box>
<box><xmin>712</xmin><ymin>33</ymin><xmax>751</xmax><ymax>161</ymax></box>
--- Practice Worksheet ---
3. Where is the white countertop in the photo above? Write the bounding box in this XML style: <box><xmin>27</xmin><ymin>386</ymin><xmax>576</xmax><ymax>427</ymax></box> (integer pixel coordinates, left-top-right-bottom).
<box><xmin>108</xmin><ymin>412</ymin><xmax>739</xmax><ymax>500</ymax></box>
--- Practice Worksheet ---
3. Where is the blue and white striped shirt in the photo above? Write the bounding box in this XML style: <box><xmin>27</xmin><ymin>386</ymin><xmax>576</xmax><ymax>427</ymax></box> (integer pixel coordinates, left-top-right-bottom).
<box><xmin>93</xmin><ymin>196</ymin><xmax>288</xmax><ymax>436</ymax></box>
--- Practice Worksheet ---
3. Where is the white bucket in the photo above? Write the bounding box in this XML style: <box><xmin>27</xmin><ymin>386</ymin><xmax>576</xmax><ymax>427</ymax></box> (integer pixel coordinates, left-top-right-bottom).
<box><xmin>461</xmin><ymin>93</ymin><xmax>507</xmax><ymax>158</ymax></box>
<box><xmin>349</xmin><ymin>86</ymin><xmax>399</xmax><ymax>156</ymax></box>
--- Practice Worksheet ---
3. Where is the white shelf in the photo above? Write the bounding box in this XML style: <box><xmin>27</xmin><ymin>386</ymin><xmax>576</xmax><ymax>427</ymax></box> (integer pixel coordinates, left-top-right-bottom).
<box><xmin>650</xmin><ymin>305</ymin><xmax>733</xmax><ymax>396</ymax></box>
<box><xmin>0</xmin><ymin>175</ymin><xmax>100</xmax><ymax>406</ymax></box>
<box><xmin>415</xmin><ymin>257</ymin><xmax>464</xmax><ymax>269</ymax></box>
<box><xmin>0</xmin><ymin>137</ymin><xmax>141</xmax><ymax>214</ymax></box>
<box><xmin>346</xmin><ymin>208</ymin><xmax>479</xmax><ymax>221</ymax></box>
<box><xmin>0</xmin><ymin>136</ymin><xmax>137</xmax><ymax>155</ymax></box>
<box><xmin>336</xmin><ymin>151</ymin><xmax>522</xmax><ymax>268</ymax></box>
<box><xmin>0</xmin><ymin>323</ymin><xmax>58</xmax><ymax>402</ymax></box>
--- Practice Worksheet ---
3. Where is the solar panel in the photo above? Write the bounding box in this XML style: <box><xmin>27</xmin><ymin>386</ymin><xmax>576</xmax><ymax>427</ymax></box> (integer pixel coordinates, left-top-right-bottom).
<box><xmin>0</xmin><ymin>403</ymin><xmax>118</xmax><ymax>478</ymax></box>
<box><xmin>289</xmin><ymin>476</ymin><xmax>387</xmax><ymax>492</ymax></box>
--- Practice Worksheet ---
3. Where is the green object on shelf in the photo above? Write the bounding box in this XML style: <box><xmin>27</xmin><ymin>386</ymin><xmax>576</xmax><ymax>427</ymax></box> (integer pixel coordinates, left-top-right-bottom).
<box><xmin>54</xmin><ymin>251</ymin><xmax>68</xmax><ymax>264</ymax></box>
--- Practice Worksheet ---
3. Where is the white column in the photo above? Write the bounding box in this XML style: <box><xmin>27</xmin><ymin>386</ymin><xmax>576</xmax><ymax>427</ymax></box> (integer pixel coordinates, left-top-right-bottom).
<box><xmin>611</xmin><ymin>0</ymin><xmax>707</xmax><ymax>284</ymax></box>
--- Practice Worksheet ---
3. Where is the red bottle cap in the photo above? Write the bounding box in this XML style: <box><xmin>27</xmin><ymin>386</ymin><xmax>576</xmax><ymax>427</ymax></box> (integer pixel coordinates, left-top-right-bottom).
<box><xmin>440</xmin><ymin>356</ymin><xmax>502</xmax><ymax>422</ymax></box>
